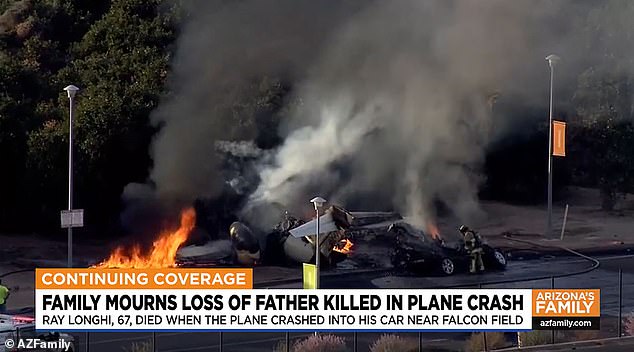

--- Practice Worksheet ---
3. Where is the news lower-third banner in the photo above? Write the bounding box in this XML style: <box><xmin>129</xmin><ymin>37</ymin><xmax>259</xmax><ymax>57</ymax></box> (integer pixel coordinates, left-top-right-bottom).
<box><xmin>35</xmin><ymin>268</ymin><xmax>600</xmax><ymax>332</ymax></box>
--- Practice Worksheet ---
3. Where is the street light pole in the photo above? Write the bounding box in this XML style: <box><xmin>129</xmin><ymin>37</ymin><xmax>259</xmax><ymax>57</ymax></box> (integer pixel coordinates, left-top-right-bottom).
<box><xmin>310</xmin><ymin>196</ymin><xmax>325</xmax><ymax>338</ymax></box>
<box><xmin>310</xmin><ymin>197</ymin><xmax>326</xmax><ymax>289</ymax></box>
<box><xmin>64</xmin><ymin>85</ymin><xmax>79</xmax><ymax>268</ymax></box>
<box><xmin>546</xmin><ymin>55</ymin><xmax>559</xmax><ymax>238</ymax></box>
<box><xmin>315</xmin><ymin>206</ymin><xmax>320</xmax><ymax>288</ymax></box>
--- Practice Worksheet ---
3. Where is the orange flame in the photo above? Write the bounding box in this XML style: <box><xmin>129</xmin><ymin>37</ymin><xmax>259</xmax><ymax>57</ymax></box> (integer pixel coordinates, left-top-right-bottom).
<box><xmin>93</xmin><ymin>207</ymin><xmax>196</xmax><ymax>268</ymax></box>
<box><xmin>333</xmin><ymin>239</ymin><xmax>354</xmax><ymax>254</ymax></box>
<box><xmin>426</xmin><ymin>221</ymin><xmax>441</xmax><ymax>240</ymax></box>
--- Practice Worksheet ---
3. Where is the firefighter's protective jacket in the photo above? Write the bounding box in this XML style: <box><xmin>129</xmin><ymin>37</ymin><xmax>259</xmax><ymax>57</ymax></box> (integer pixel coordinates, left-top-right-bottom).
<box><xmin>463</xmin><ymin>231</ymin><xmax>481</xmax><ymax>252</ymax></box>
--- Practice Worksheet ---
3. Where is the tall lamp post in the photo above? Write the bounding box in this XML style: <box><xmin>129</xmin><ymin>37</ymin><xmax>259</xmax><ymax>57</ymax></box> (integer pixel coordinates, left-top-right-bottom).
<box><xmin>546</xmin><ymin>55</ymin><xmax>560</xmax><ymax>237</ymax></box>
<box><xmin>310</xmin><ymin>196</ymin><xmax>326</xmax><ymax>289</ymax></box>
<box><xmin>64</xmin><ymin>85</ymin><xmax>79</xmax><ymax>268</ymax></box>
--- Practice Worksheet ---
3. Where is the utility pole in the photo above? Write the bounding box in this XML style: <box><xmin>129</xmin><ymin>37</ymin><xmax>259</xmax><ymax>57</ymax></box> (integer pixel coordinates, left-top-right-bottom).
<box><xmin>310</xmin><ymin>197</ymin><xmax>326</xmax><ymax>289</ymax></box>
<box><xmin>546</xmin><ymin>55</ymin><xmax>560</xmax><ymax>237</ymax></box>
<box><xmin>310</xmin><ymin>196</ymin><xmax>326</xmax><ymax>337</ymax></box>
<box><xmin>64</xmin><ymin>85</ymin><xmax>79</xmax><ymax>267</ymax></box>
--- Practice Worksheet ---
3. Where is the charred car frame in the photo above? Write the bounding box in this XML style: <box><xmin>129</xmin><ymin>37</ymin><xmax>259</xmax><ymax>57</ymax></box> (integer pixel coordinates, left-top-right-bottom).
<box><xmin>387</xmin><ymin>222</ymin><xmax>507</xmax><ymax>275</ymax></box>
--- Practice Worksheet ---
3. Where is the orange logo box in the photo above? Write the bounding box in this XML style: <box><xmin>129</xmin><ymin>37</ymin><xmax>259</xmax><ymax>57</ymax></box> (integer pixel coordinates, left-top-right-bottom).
<box><xmin>36</xmin><ymin>268</ymin><xmax>253</xmax><ymax>290</ymax></box>
<box><xmin>533</xmin><ymin>289</ymin><xmax>600</xmax><ymax>317</ymax></box>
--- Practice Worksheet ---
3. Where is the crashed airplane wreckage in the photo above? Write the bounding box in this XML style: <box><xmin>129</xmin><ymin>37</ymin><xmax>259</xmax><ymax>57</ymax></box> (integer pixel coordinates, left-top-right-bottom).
<box><xmin>176</xmin><ymin>205</ymin><xmax>508</xmax><ymax>275</ymax></box>
<box><xmin>176</xmin><ymin>206</ymin><xmax>402</xmax><ymax>268</ymax></box>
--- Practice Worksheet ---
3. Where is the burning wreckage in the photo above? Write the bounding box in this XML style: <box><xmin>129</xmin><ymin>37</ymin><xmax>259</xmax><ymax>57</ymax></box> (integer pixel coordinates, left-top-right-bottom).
<box><xmin>175</xmin><ymin>206</ymin><xmax>508</xmax><ymax>275</ymax></box>
<box><xmin>175</xmin><ymin>205</ymin><xmax>363</xmax><ymax>268</ymax></box>
<box><xmin>93</xmin><ymin>142</ymin><xmax>505</xmax><ymax>274</ymax></box>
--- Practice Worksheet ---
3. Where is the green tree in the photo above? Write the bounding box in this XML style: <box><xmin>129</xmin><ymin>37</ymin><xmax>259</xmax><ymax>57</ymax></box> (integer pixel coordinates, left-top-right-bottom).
<box><xmin>0</xmin><ymin>0</ymin><xmax>180</xmax><ymax>232</ymax></box>
<box><xmin>571</xmin><ymin>67</ymin><xmax>634</xmax><ymax>210</ymax></box>
<box><xmin>569</xmin><ymin>1</ymin><xmax>634</xmax><ymax>210</ymax></box>
<box><xmin>48</xmin><ymin>0</ymin><xmax>179</xmax><ymax>230</ymax></box>
<box><xmin>0</xmin><ymin>0</ymin><xmax>116</xmax><ymax>230</ymax></box>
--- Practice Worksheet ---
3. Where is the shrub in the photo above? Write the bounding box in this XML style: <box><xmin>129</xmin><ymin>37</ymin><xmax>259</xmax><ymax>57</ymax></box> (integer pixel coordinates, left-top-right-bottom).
<box><xmin>274</xmin><ymin>340</ymin><xmax>287</xmax><ymax>352</ymax></box>
<box><xmin>369</xmin><ymin>334</ymin><xmax>418</xmax><ymax>352</ymax></box>
<box><xmin>289</xmin><ymin>334</ymin><xmax>347</xmax><ymax>352</ymax></box>
<box><xmin>518</xmin><ymin>330</ymin><xmax>551</xmax><ymax>347</ymax></box>
<box><xmin>123</xmin><ymin>340</ymin><xmax>152</xmax><ymax>352</ymax></box>
<box><xmin>624</xmin><ymin>312</ymin><xmax>634</xmax><ymax>336</ymax></box>
<box><xmin>465</xmin><ymin>332</ymin><xmax>507</xmax><ymax>352</ymax></box>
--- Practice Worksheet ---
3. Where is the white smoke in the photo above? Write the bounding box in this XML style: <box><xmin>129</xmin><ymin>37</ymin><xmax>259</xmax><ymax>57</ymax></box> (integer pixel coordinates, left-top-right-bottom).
<box><xmin>131</xmin><ymin>0</ymin><xmax>634</xmax><ymax>229</ymax></box>
<box><xmin>250</xmin><ymin>95</ymin><xmax>388</xmax><ymax>206</ymax></box>
<box><xmin>246</xmin><ymin>0</ymin><xmax>567</xmax><ymax>225</ymax></box>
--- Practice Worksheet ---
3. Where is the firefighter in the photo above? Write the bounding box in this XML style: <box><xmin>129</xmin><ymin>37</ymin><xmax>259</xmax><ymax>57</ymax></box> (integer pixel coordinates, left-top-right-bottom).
<box><xmin>0</xmin><ymin>279</ymin><xmax>9</xmax><ymax>313</ymax></box>
<box><xmin>459</xmin><ymin>225</ymin><xmax>484</xmax><ymax>273</ymax></box>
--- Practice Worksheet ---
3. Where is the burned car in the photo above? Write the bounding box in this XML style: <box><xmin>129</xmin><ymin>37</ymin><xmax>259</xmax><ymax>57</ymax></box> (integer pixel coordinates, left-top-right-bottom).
<box><xmin>388</xmin><ymin>222</ymin><xmax>507</xmax><ymax>275</ymax></box>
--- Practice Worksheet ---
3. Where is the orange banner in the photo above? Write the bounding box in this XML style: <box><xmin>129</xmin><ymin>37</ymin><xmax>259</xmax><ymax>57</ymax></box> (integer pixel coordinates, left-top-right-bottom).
<box><xmin>36</xmin><ymin>268</ymin><xmax>253</xmax><ymax>290</ymax></box>
<box><xmin>552</xmin><ymin>120</ymin><xmax>566</xmax><ymax>157</ymax></box>
<box><xmin>533</xmin><ymin>289</ymin><xmax>600</xmax><ymax>317</ymax></box>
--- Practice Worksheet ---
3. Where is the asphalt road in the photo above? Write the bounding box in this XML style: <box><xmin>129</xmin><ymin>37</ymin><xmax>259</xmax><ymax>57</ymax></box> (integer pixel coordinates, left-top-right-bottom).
<box><xmin>64</xmin><ymin>254</ymin><xmax>634</xmax><ymax>352</ymax></box>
